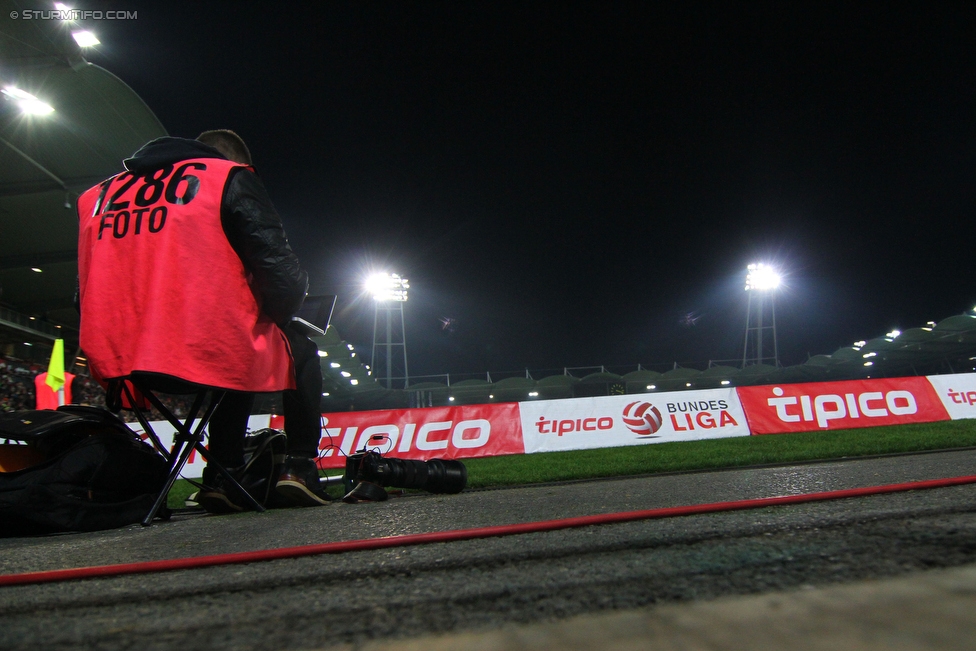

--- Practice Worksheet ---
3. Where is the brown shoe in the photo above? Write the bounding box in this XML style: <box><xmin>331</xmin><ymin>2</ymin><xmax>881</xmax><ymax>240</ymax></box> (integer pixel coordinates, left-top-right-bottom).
<box><xmin>275</xmin><ymin>456</ymin><xmax>332</xmax><ymax>506</ymax></box>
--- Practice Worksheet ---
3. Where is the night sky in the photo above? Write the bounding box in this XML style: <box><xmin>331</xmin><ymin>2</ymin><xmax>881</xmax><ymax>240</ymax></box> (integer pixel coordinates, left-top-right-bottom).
<box><xmin>76</xmin><ymin>1</ymin><xmax>976</xmax><ymax>378</ymax></box>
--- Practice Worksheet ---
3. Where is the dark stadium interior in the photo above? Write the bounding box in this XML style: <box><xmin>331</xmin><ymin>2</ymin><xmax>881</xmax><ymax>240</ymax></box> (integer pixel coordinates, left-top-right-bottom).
<box><xmin>2</xmin><ymin>2</ymin><xmax>976</xmax><ymax>413</ymax></box>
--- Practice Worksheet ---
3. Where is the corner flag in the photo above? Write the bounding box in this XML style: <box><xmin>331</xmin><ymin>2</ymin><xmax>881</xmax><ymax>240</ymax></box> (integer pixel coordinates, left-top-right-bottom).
<box><xmin>45</xmin><ymin>338</ymin><xmax>65</xmax><ymax>394</ymax></box>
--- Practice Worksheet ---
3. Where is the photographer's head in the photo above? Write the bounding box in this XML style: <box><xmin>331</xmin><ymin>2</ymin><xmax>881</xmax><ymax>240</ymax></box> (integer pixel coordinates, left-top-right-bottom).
<box><xmin>197</xmin><ymin>129</ymin><xmax>252</xmax><ymax>165</ymax></box>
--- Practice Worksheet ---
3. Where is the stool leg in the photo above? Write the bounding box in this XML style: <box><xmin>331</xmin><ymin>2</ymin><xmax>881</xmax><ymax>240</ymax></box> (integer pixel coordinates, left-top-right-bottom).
<box><xmin>142</xmin><ymin>434</ymin><xmax>198</xmax><ymax>526</ymax></box>
<box><xmin>133</xmin><ymin>383</ymin><xmax>268</xmax><ymax>524</ymax></box>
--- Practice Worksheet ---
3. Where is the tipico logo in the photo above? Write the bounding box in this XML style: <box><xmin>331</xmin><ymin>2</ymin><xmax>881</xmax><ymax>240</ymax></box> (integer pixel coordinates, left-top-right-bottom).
<box><xmin>622</xmin><ymin>401</ymin><xmax>663</xmax><ymax>436</ymax></box>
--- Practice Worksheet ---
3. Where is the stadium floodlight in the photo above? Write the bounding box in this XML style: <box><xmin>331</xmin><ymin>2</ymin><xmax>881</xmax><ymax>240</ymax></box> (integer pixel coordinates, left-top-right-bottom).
<box><xmin>2</xmin><ymin>87</ymin><xmax>54</xmax><ymax>115</ymax></box>
<box><xmin>369</xmin><ymin>271</ymin><xmax>409</xmax><ymax>389</ymax></box>
<box><xmin>366</xmin><ymin>272</ymin><xmax>409</xmax><ymax>302</ymax></box>
<box><xmin>71</xmin><ymin>31</ymin><xmax>100</xmax><ymax>48</ymax></box>
<box><xmin>744</xmin><ymin>263</ymin><xmax>781</xmax><ymax>292</ymax></box>
<box><xmin>55</xmin><ymin>3</ymin><xmax>76</xmax><ymax>23</ymax></box>
<box><xmin>742</xmin><ymin>262</ymin><xmax>781</xmax><ymax>368</ymax></box>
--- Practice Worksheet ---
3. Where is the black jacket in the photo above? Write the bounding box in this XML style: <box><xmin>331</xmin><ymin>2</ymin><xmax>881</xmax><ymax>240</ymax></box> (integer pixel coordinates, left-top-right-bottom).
<box><xmin>122</xmin><ymin>137</ymin><xmax>308</xmax><ymax>325</ymax></box>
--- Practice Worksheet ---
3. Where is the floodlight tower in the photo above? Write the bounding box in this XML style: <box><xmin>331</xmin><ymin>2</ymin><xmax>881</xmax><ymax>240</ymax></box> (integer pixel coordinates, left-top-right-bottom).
<box><xmin>367</xmin><ymin>272</ymin><xmax>410</xmax><ymax>389</ymax></box>
<box><xmin>742</xmin><ymin>263</ymin><xmax>781</xmax><ymax>368</ymax></box>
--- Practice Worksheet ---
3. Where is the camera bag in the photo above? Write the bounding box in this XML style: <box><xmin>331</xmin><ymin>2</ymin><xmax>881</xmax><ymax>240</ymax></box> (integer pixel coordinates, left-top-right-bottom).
<box><xmin>0</xmin><ymin>406</ymin><xmax>169</xmax><ymax>536</ymax></box>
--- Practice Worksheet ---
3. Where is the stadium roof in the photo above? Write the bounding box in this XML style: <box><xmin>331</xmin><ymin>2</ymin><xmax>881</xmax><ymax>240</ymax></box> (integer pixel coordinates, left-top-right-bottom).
<box><xmin>0</xmin><ymin>9</ymin><xmax>166</xmax><ymax>348</ymax></box>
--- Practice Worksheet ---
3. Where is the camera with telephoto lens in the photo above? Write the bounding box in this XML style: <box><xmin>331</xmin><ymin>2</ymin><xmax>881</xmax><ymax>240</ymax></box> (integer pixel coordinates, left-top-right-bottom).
<box><xmin>342</xmin><ymin>450</ymin><xmax>467</xmax><ymax>502</ymax></box>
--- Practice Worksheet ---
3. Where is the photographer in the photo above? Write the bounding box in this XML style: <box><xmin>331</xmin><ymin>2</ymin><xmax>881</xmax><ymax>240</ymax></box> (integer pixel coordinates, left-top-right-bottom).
<box><xmin>77</xmin><ymin>130</ymin><xmax>329</xmax><ymax>513</ymax></box>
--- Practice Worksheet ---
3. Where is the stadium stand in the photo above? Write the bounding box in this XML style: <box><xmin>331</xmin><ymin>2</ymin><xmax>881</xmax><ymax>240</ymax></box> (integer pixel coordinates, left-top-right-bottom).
<box><xmin>0</xmin><ymin>13</ymin><xmax>167</xmax><ymax>361</ymax></box>
<box><xmin>696</xmin><ymin>365</ymin><xmax>739</xmax><ymax>388</ymax></box>
<box><xmin>7</xmin><ymin>314</ymin><xmax>976</xmax><ymax>416</ymax></box>
<box><xmin>313</xmin><ymin>314</ymin><xmax>976</xmax><ymax>412</ymax></box>
<box><xmin>448</xmin><ymin>379</ymin><xmax>493</xmax><ymax>406</ymax></box>
<box><xmin>536</xmin><ymin>374</ymin><xmax>580</xmax><ymax>399</ymax></box>
<box><xmin>574</xmin><ymin>372</ymin><xmax>625</xmax><ymax>397</ymax></box>
<box><xmin>0</xmin><ymin>356</ymin><xmax>40</xmax><ymax>412</ymax></box>
<box><xmin>489</xmin><ymin>376</ymin><xmax>538</xmax><ymax>402</ymax></box>
<box><xmin>0</xmin><ymin>353</ymin><xmax>203</xmax><ymax>425</ymax></box>
<box><xmin>621</xmin><ymin>370</ymin><xmax>662</xmax><ymax>395</ymax></box>
<box><xmin>656</xmin><ymin>368</ymin><xmax>702</xmax><ymax>392</ymax></box>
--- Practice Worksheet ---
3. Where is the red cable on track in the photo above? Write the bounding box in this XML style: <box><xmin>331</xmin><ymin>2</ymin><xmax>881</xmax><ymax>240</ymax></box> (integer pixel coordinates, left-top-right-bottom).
<box><xmin>3</xmin><ymin>473</ymin><xmax>976</xmax><ymax>587</ymax></box>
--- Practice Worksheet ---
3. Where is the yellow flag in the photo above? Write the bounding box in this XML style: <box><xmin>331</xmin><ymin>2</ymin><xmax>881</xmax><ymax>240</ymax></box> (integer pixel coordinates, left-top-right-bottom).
<box><xmin>45</xmin><ymin>338</ymin><xmax>65</xmax><ymax>393</ymax></box>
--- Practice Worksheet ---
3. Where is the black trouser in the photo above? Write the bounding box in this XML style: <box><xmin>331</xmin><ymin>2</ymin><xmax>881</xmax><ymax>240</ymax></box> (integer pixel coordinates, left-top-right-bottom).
<box><xmin>207</xmin><ymin>324</ymin><xmax>322</xmax><ymax>468</ymax></box>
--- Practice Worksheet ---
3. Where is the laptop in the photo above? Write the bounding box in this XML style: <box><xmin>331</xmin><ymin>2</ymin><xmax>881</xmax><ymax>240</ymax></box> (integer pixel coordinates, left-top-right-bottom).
<box><xmin>289</xmin><ymin>294</ymin><xmax>336</xmax><ymax>337</ymax></box>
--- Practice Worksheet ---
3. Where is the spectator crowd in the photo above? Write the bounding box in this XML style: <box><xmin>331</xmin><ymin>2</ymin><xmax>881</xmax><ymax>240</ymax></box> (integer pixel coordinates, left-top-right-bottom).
<box><xmin>1</xmin><ymin>353</ymin><xmax>108</xmax><ymax>413</ymax></box>
<box><xmin>0</xmin><ymin>353</ymin><xmax>198</xmax><ymax>420</ymax></box>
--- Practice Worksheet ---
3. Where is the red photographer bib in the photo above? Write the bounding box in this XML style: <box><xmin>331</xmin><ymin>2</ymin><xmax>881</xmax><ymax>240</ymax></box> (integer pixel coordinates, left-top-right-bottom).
<box><xmin>77</xmin><ymin>158</ymin><xmax>296</xmax><ymax>392</ymax></box>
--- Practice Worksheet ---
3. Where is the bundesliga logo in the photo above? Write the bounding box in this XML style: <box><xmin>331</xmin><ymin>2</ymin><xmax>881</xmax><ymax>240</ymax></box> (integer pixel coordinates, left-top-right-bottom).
<box><xmin>622</xmin><ymin>401</ymin><xmax>663</xmax><ymax>436</ymax></box>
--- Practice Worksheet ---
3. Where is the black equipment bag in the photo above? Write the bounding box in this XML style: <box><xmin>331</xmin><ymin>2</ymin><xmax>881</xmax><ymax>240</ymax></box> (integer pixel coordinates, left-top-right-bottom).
<box><xmin>192</xmin><ymin>428</ymin><xmax>289</xmax><ymax>508</ymax></box>
<box><xmin>239</xmin><ymin>427</ymin><xmax>288</xmax><ymax>507</ymax></box>
<box><xmin>0</xmin><ymin>406</ymin><xmax>169</xmax><ymax>536</ymax></box>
